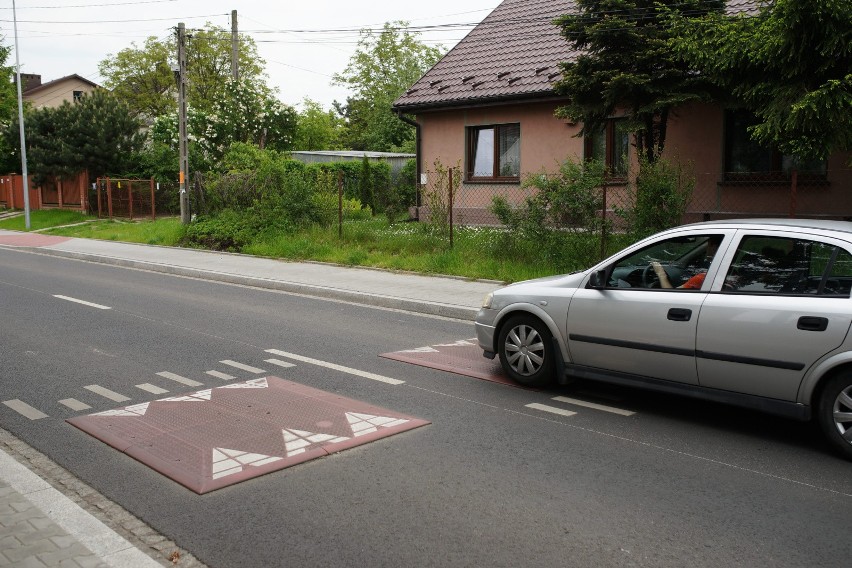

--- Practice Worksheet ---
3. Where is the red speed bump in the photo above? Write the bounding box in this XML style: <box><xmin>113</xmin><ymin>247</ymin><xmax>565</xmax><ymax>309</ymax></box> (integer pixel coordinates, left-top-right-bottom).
<box><xmin>67</xmin><ymin>377</ymin><xmax>429</xmax><ymax>494</ymax></box>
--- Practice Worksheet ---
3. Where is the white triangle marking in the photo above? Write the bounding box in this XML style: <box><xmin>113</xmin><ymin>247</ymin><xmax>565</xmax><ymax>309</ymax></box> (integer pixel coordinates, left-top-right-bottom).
<box><xmin>211</xmin><ymin>447</ymin><xmax>283</xmax><ymax>479</ymax></box>
<box><xmin>220</xmin><ymin>377</ymin><xmax>269</xmax><ymax>389</ymax></box>
<box><xmin>399</xmin><ymin>346</ymin><xmax>439</xmax><ymax>353</ymax></box>
<box><xmin>434</xmin><ymin>339</ymin><xmax>476</xmax><ymax>347</ymax></box>
<box><xmin>93</xmin><ymin>402</ymin><xmax>150</xmax><ymax>417</ymax></box>
<box><xmin>281</xmin><ymin>428</ymin><xmax>350</xmax><ymax>457</ymax></box>
<box><xmin>345</xmin><ymin>412</ymin><xmax>409</xmax><ymax>437</ymax></box>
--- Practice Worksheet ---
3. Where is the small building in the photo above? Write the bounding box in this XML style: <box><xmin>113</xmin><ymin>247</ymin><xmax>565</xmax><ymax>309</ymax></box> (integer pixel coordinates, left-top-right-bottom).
<box><xmin>19</xmin><ymin>74</ymin><xmax>99</xmax><ymax>109</ymax></box>
<box><xmin>289</xmin><ymin>151</ymin><xmax>414</xmax><ymax>177</ymax></box>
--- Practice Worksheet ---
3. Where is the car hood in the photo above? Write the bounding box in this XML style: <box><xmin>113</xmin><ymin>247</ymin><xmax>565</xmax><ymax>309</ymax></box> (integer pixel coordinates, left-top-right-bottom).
<box><xmin>500</xmin><ymin>271</ymin><xmax>587</xmax><ymax>294</ymax></box>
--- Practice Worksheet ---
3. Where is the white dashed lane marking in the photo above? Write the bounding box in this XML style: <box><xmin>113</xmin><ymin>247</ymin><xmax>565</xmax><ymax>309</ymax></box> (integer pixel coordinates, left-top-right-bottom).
<box><xmin>156</xmin><ymin>371</ymin><xmax>203</xmax><ymax>387</ymax></box>
<box><xmin>525</xmin><ymin>403</ymin><xmax>577</xmax><ymax>417</ymax></box>
<box><xmin>552</xmin><ymin>396</ymin><xmax>636</xmax><ymax>416</ymax></box>
<box><xmin>206</xmin><ymin>370</ymin><xmax>236</xmax><ymax>381</ymax></box>
<box><xmin>84</xmin><ymin>385</ymin><xmax>130</xmax><ymax>402</ymax></box>
<box><xmin>3</xmin><ymin>399</ymin><xmax>48</xmax><ymax>420</ymax></box>
<box><xmin>264</xmin><ymin>358</ymin><xmax>296</xmax><ymax>369</ymax></box>
<box><xmin>136</xmin><ymin>383</ymin><xmax>169</xmax><ymax>395</ymax></box>
<box><xmin>53</xmin><ymin>295</ymin><xmax>111</xmax><ymax>310</ymax></box>
<box><xmin>59</xmin><ymin>399</ymin><xmax>91</xmax><ymax>411</ymax></box>
<box><xmin>265</xmin><ymin>349</ymin><xmax>404</xmax><ymax>385</ymax></box>
<box><xmin>220</xmin><ymin>360</ymin><xmax>266</xmax><ymax>374</ymax></box>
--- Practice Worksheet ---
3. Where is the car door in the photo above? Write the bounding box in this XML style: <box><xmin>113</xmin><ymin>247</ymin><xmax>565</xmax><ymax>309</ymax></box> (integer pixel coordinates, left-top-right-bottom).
<box><xmin>696</xmin><ymin>230</ymin><xmax>852</xmax><ymax>400</ymax></box>
<box><xmin>567</xmin><ymin>232</ymin><xmax>731</xmax><ymax>385</ymax></box>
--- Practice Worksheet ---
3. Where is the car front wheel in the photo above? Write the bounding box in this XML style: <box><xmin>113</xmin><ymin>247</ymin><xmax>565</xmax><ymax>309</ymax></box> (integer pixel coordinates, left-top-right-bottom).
<box><xmin>497</xmin><ymin>315</ymin><xmax>555</xmax><ymax>387</ymax></box>
<box><xmin>816</xmin><ymin>373</ymin><xmax>852</xmax><ymax>460</ymax></box>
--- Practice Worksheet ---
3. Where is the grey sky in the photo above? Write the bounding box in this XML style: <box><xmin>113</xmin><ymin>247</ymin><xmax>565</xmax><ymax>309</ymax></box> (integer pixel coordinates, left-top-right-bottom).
<box><xmin>3</xmin><ymin>0</ymin><xmax>500</xmax><ymax>110</ymax></box>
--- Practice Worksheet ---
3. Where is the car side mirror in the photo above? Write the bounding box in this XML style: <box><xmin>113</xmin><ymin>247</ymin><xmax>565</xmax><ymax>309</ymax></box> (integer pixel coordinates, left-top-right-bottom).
<box><xmin>588</xmin><ymin>269</ymin><xmax>608</xmax><ymax>289</ymax></box>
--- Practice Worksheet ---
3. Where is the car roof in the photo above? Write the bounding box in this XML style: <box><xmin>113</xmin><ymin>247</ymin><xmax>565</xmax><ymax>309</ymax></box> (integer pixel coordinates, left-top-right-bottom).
<box><xmin>676</xmin><ymin>218</ymin><xmax>852</xmax><ymax>235</ymax></box>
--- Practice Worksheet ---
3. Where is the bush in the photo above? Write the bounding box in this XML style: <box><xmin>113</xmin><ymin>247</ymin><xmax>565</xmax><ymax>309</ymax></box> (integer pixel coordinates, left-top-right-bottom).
<box><xmin>182</xmin><ymin>209</ymin><xmax>258</xmax><ymax>251</ymax></box>
<box><xmin>491</xmin><ymin>158</ymin><xmax>608</xmax><ymax>270</ymax></box>
<box><xmin>618</xmin><ymin>157</ymin><xmax>694</xmax><ymax>239</ymax></box>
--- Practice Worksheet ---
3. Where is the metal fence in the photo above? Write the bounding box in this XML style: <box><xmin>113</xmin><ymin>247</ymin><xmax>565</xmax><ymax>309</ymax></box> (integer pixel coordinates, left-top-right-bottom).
<box><xmin>415</xmin><ymin>166</ymin><xmax>852</xmax><ymax>233</ymax></box>
<box><xmin>94</xmin><ymin>178</ymin><xmax>157</xmax><ymax>220</ymax></box>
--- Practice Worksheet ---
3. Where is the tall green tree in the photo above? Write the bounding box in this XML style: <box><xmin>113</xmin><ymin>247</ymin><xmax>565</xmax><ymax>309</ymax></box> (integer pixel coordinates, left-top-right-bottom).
<box><xmin>554</xmin><ymin>0</ymin><xmax>725</xmax><ymax>163</ymax></box>
<box><xmin>0</xmin><ymin>37</ymin><xmax>20</xmax><ymax>173</ymax></box>
<box><xmin>670</xmin><ymin>0</ymin><xmax>852</xmax><ymax>161</ymax></box>
<box><xmin>8</xmin><ymin>91</ymin><xmax>143</xmax><ymax>184</ymax></box>
<box><xmin>98</xmin><ymin>23</ymin><xmax>267</xmax><ymax>118</ymax></box>
<box><xmin>332</xmin><ymin>21</ymin><xmax>443</xmax><ymax>151</ymax></box>
<box><xmin>294</xmin><ymin>98</ymin><xmax>345</xmax><ymax>151</ymax></box>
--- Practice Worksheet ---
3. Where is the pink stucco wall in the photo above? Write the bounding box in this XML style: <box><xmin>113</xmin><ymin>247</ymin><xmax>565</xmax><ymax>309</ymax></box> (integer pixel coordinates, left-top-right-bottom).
<box><xmin>416</xmin><ymin>99</ymin><xmax>852</xmax><ymax>221</ymax></box>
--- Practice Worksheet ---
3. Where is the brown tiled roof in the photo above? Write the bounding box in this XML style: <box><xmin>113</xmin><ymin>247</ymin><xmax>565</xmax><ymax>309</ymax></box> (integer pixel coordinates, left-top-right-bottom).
<box><xmin>393</xmin><ymin>0</ymin><xmax>577</xmax><ymax>111</ymax></box>
<box><xmin>393</xmin><ymin>0</ymin><xmax>763</xmax><ymax>112</ymax></box>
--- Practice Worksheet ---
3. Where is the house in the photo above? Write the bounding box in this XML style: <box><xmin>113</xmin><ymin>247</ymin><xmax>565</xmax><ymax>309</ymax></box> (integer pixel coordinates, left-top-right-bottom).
<box><xmin>20</xmin><ymin>74</ymin><xmax>99</xmax><ymax>109</ymax></box>
<box><xmin>393</xmin><ymin>0</ymin><xmax>852</xmax><ymax>224</ymax></box>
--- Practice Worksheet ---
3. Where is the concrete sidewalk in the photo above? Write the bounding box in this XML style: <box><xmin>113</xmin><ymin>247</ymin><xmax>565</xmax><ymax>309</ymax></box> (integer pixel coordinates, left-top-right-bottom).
<box><xmin>0</xmin><ymin>229</ymin><xmax>500</xmax><ymax>320</ymax></box>
<box><xmin>0</xmin><ymin>229</ymin><xmax>506</xmax><ymax>567</ymax></box>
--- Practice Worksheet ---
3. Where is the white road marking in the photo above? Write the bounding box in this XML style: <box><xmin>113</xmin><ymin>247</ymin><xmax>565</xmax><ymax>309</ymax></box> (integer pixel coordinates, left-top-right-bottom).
<box><xmin>206</xmin><ymin>370</ymin><xmax>236</xmax><ymax>381</ymax></box>
<box><xmin>265</xmin><ymin>349</ymin><xmax>404</xmax><ymax>385</ymax></box>
<box><xmin>59</xmin><ymin>398</ymin><xmax>91</xmax><ymax>411</ymax></box>
<box><xmin>264</xmin><ymin>358</ymin><xmax>296</xmax><ymax>369</ymax></box>
<box><xmin>3</xmin><ymin>399</ymin><xmax>48</xmax><ymax>420</ymax></box>
<box><xmin>53</xmin><ymin>295</ymin><xmax>111</xmax><ymax>310</ymax></box>
<box><xmin>525</xmin><ymin>403</ymin><xmax>577</xmax><ymax>418</ymax></box>
<box><xmin>156</xmin><ymin>371</ymin><xmax>203</xmax><ymax>387</ymax></box>
<box><xmin>219</xmin><ymin>360</ymin><xmax>266</xmax><ymax>374</ymax></box>
<box><xmin>136</xmin><ymin>383</ymin><xmax>169</xmax><ymax>394</ymax></box>
<box><xmin>552</xmin><ymin>396</ymin><xmax>635</xmax><ymax>416</ymax></box>
<box><xmin>83</xmin><ymin>385</ymin><xmax>130</xmax><ymax>402</ymax></box>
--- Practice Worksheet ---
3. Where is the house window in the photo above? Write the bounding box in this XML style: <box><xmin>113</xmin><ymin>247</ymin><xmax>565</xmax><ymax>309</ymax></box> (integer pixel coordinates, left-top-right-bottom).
<box><xmin>724</xmin><ymin>109</ymin><xmax>825</xmax><ymax>179</ymax></box>
<box><xmin>466</xmin><ymin>124</ymin><xmax>520</xmax><ymax>181</ymax></box>
<box><xmin>73</xmin><ymin>90</ymin><xmax>83</xmax><ymax>102</ymax></box>
<box><xmin>585</xmin><ymin>119</ymin><xmax>629</xmax><ymax>178</ymax></box>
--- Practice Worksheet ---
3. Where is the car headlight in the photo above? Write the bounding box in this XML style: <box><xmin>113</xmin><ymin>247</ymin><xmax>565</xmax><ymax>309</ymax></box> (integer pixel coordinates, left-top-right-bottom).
<box><xmin>481</xmin><ymin>292</ymin><xmax>493</xmax><ymax>309</ymax></box>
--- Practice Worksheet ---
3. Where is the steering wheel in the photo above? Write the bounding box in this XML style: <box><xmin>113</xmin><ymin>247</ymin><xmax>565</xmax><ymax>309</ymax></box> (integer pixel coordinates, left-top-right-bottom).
<box><xmin>642</xmin><ymin>263</ymin><xmax>662</xmax><ymax>288</ymax></box>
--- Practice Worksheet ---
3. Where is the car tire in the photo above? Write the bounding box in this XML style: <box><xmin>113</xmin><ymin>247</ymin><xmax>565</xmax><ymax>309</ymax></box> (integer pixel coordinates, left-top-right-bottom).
<box><xmin>497</xmin><ymin>314</ymin><xmax>555</xmax><ymax>387</ymax></box>
<box><xmin>816</xmin><ymin>373</ymin><xmax>852</xmax><ymax>460</ymax></box>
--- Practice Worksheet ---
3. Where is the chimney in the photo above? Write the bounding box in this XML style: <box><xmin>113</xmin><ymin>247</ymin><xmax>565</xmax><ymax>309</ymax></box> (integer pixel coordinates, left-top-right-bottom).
<box><xmin>14</xmin><ymin>74</ymin><xmax>42</xmax><ymax>91</ymax></box>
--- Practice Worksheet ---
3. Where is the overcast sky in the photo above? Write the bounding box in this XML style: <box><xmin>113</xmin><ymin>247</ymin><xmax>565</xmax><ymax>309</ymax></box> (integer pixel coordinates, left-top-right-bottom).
<box><xmin>2</xmin><ymin>0</ymin><xmax>501</xmax><ymax>111</ymax></box>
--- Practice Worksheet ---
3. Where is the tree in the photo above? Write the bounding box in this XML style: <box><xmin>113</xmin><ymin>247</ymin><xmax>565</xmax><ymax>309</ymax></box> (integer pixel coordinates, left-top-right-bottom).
<box><xmin>294</xmin><ymin>98</ymin><xmax>345</xmax><ymax>151</ymax></box>
<box><xmin>670</xmin><ymin>0</ymin><xmax>852</xmax><ymax>161</ymax></box>
<box><xmin>0</xmin><ymin>37</ymin><xmax>20</xmax><ymax>173</ymax></box>
<box><xmin>98</xmin><ymin>23</ymin><xmax>267</xmax><ymax>118</ymax></box>
<box><xmin>9</xmin><ymin>91</ymin><xmax>144</xmax><ymax>184</ymax></box>
<box><xmin>332</xmin><ymin>21</ymin><xmax>443</xmax><ymax>151</ymax></box>
<box><xmin>150</xmin><ymin>79</ymin><xmax>296</xmax><ymax>172</ymax></box>
<box><xmin>554</xmin><ymin>0</ymin><xmax>725</xmax><ymax>164</ymax></box>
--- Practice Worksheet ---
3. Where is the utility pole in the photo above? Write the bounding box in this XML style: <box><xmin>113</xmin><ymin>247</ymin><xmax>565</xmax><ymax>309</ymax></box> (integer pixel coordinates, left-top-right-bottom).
<box><xmin>177</xmin><ymin>22</ymin><xmax>190</xmax><ymax>224</ymax></box>
<box><xmin>11</xmin><ymin>0</ymin><xmax>30</xmax><ymax>229</ymax></box>
<box><xmin>231</xmin><ymin>10</ymin><xmax>239</xmax><ymax>81</ymax></box>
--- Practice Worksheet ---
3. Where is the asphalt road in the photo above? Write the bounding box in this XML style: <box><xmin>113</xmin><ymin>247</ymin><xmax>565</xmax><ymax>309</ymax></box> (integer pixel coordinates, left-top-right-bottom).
<box><xmin>1</xmin><ymin>247</ymin><xmax>851</xmax><ymax>567</ymax></box>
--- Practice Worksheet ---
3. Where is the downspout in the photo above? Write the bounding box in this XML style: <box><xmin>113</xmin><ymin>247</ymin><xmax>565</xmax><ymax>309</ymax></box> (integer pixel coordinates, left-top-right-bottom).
<box><xmin>395</xmin><ymin>109</ymin><xmax>421</xmax><ymax>221</ymax></box>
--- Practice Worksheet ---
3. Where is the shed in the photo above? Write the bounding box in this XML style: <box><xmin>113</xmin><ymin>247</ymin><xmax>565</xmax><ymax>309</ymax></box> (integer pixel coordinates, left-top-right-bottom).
<box><xmin>289</xmin><ymin>151</ymin><xmax>414</xmax><ymax>177</ymax></box>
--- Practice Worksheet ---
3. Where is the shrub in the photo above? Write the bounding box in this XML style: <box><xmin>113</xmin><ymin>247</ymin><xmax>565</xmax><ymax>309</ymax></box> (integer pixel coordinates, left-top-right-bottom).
<box><xmin>617</xmin><ymin>157</ymin><xmax>694</xmax><ymax>239</ymax></box>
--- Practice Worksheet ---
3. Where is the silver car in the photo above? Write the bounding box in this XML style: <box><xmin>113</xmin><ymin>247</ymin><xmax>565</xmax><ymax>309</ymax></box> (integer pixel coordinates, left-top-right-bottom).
<box><xmin>475</xmin><ymin>219</ymin><xmax>852</xmax><ymax>459</ymax></box>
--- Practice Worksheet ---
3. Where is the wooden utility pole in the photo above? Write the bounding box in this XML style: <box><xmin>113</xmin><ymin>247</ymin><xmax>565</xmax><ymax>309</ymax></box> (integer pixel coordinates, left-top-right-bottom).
<box><xmin>231</xmin><ymin>10</ymin><xmax>239</xmax><ymax>81</ymax></box>
<box><xmin>177</xmin><ymin>23</ymin><xmax>190</xmax><ymax>224</ymax></box>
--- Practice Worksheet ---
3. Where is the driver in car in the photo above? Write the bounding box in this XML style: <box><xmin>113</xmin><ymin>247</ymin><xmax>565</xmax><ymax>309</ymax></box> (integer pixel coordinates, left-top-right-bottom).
<box><xmin>651</xmin><ymin>236</ymin><xmax>722</xmax><ymax>289</ymax></box>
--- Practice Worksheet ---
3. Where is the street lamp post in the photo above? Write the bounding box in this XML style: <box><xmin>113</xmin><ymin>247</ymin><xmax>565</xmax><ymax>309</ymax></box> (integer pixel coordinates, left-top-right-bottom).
<box><xmin>11</xmin><ymin>0</ymin><xmax>31</xmax><ymax>229</ymax></box>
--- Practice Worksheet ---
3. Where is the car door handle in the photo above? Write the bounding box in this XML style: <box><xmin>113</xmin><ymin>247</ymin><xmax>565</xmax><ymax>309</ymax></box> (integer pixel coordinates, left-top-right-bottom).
<box><xmin>797</xmin><ymin>316</ymin><xmax>828</xmax><ymax>332</ymax></box>
<box><xmin>667</xmin><ymin>308</ymin><xmax>692</xmax><ymax>322</ymax></box>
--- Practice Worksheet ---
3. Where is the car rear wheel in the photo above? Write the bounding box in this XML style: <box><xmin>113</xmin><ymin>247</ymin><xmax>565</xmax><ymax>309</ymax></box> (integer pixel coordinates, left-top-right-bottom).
<box><xmin>498</xmin><ymin>315</ymin><xmax>555</xmax><ymax>387</ymax></box>
<box><xmin>816</xmin><ymin>373</ymin><xmax>852</xmax><ymax>460</ymax></box>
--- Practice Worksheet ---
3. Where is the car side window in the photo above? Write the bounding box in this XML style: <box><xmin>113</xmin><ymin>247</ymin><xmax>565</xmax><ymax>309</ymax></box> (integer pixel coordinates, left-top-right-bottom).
<box><xmin>607</xmin><ymin>234</ymin><xmax>724</xmax><ymax>289</ymax></box>
<box><xmin>723</xmin><ymin>235</ymin><xmax>852</xmax><ymax>297</ymax></box>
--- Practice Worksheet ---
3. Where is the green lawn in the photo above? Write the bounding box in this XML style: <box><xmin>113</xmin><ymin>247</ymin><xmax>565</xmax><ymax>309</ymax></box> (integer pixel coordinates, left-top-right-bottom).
<box><xmin>2</xmin><ymin>209</ymin><xmax>616</xmax><ymax>283</ymax></box>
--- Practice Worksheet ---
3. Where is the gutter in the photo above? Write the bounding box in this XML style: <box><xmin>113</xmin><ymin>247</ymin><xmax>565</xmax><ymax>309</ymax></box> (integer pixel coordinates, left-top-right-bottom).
<box><xmin>395</xmin><ymin>109</ymin><xmax>422</xmax><ymax>221</ymax></box>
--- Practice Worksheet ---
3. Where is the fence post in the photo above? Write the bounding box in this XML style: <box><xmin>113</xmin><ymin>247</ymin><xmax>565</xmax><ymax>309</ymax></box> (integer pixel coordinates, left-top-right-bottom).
<box><xmin>789</xmin><ymin>168</ymin><xmax>798</xmax><ymax>218</ymax></box>
<box><xmin>448</xmin><ymin>167</ymin><xmax>454</xmax><ymax>248</ymax></box>
<box><xmin>600</xmin><ymin>183</ymin><xmax>608</xmax><ymax>261</ymax></box>
<box><xmin>96</xmin><ymin>178</ymin><xmax>102</xmax><ymax>218</ymax></box>
<box><xmin>338</xmin><ymin>170</ymin><xmax>343</xmax><ymax>239</ymax></box>
<box><xmin>128</xmin><ymin>180</ymin><xmax>134</xmax><ymax>220</ymax></box>
<box><xmin>150</xmin><ymin>178</ymin><xmax>156</xmax><ymax>220</ymax></box>
<box><xmin>107</xmin><ymin>178</ymin><xmax>113</xmax><ymax>218</ymax></box>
